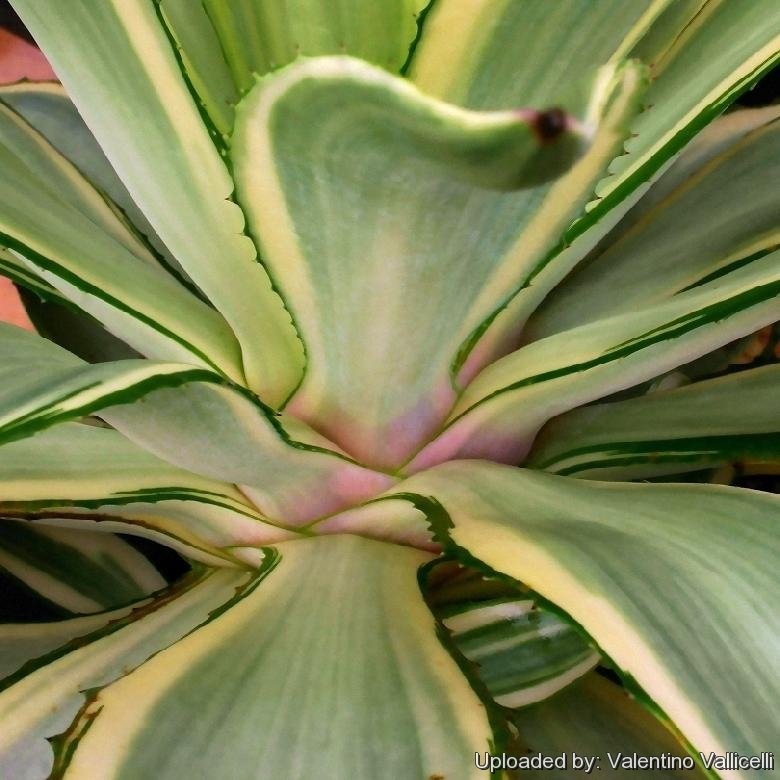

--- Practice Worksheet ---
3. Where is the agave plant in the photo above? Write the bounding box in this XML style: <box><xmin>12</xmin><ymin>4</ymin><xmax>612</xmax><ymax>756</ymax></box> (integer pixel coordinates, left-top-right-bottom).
<box><xmin>0</xmin><ymin>1</ymin><xmax>778</xmax><ymax>777</ymax></box>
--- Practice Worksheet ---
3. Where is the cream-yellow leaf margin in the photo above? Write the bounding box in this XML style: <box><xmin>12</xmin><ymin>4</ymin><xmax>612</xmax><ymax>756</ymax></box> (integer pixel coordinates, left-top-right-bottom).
<box><xmin>393</xmin><ymin>462</ymin><xmax>780</xmax><ymax>780</ymax></box>
<box><xmin>55</xmin><ymin>537</ymin><xmax>501</xmax><ymax>779</ymax></box>
<box><xmin>12</xmin><ymin>0</ymin><xmax>305</xmax><ymax>402</ymax></box>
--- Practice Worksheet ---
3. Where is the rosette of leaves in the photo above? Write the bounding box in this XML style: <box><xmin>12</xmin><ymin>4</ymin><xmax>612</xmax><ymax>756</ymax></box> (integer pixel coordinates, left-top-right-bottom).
<box><xmin>0</xmin><ymin>1</ymin><xmax>778</xmax><ymax>777</ymax></box>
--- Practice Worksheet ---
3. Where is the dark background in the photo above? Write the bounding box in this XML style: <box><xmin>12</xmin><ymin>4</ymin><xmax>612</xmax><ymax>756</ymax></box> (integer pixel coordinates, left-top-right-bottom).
<box><xmin>1</xmin><ymin>0</ymin><xmax>778</xmax><ymax>103</ymax></box>
<box><xmin>0</xmin><ymin>1</ymin><xmax>25</xmax><ymax>40</ymax></box>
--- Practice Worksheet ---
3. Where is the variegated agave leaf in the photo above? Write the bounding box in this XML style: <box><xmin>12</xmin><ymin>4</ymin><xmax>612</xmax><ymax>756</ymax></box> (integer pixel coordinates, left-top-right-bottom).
<box><xmin>0</xmin><ymin>1</ymin><xmax>778</xmax><ymax>777</ymax></box>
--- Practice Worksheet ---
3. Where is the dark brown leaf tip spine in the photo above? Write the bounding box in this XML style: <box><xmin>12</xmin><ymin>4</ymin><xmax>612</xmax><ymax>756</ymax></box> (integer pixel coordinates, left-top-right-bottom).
<box><xmin>533</xmin><ymin>107</ymin><xmax>568</xmax><ymax>143</ymax></box>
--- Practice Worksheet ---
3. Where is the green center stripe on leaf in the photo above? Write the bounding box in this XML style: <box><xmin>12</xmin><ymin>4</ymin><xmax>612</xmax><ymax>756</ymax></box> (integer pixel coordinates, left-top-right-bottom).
<box><xmin>52</xmin><ymin>536</ymin><xmax>502</xmax><ymax>780</ymax></box>
<box><xmin>528</xmin><ymin>364</ymin><xmax>780</xmax><ymax>480</ymax></box>
<box><xmin>391</xmin><ymin>462</ymin><xmax>780</xmax><ymax>771</ymax></box>
<box><xmin>0</xmin><ymin>0</ymin><xmax>778</xmax><ymax>776</ymax></box>
<box><xmin>406</xmin><ymin>252</ymin><xmax>780</xmax><ymax>470</ymax></box>
<box><xmin>232</xmin><ymin>55</ymin><xmax>631</xmax><ymax>469</ymax></box>
<box><xmin>12</xmin><ymin>0</ymin><xmax>306</xmax><ymax>402</ymax></box>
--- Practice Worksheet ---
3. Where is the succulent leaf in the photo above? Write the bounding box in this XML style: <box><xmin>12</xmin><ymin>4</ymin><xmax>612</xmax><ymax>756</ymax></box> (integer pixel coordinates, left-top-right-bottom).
<box><xmin>50</xmin><ymin>537</ymin><xmax>500</xmax><ymax>780</ymax></box>
<box><xmin>0</xmin><ymin>422</ymin><xmax>296</xmax><ymax>565</ymax></box>
<box><xmin>0</xmin><ymin>0</ymin><xmax>778</xmax><ymax>775</ymax></box>
<box><xmin>392</xmin><ymin>462</ymin><xmax>780</xmax><ymax>766</ymax></box>
<box><xmin>530</xmin><ymin>112</ymin><xmax>780</xmax><ymax>337</ymax></box>
<box><xmin>232</xmin><ymin>55</ymin><xmax>640</xmax><ymax>468</ymax></box>
<box><xmin>440</xmin><ymin>594</ymin><xmax>600</xmax><ymax>708</ymax></box>
<box><xmin>511</xmin><ymin>672</ymin><xmax>708</xmax><ymax>779</ymax></box>
<box><xmin>0</xmin><ymin>81</ymin><xmax>179</xmax><ymax>268</ymax></box>
<box><xmin>159</xmin><ymin>0</ymin><xmax>428</xmax><ymax>136</ymax></box>
<box><xmin>409</xmin><ymin>0</ymin><xmax>671</xmax><ymax>109</ymax></box>
<box><xmin>12</xmin><ymin>0</ymin><xmax>306</xmax><ymax>401</ymax></box>
<box><xmin>411</xmin><ymin>250</ymin><xmax>780</xmax><ymax>467</ymax></box>
<box><xmin>0</xmin><ymin>565</ymin><xmax>257</xmax><ymax>778</ymax></box>
<box><xmin>528</xmin><ymin>363</ymin><xmax>780</xmax><ymax>480</ymax></box>
<box><xmin>457</xmin><ymin>0</ymin><xmax>780</xmax><ymax>364</ymax></box>
<box><xmin>0</xmin><ymin>521</ymin><xmax>164</xmax><ymax>615</ymax></box>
